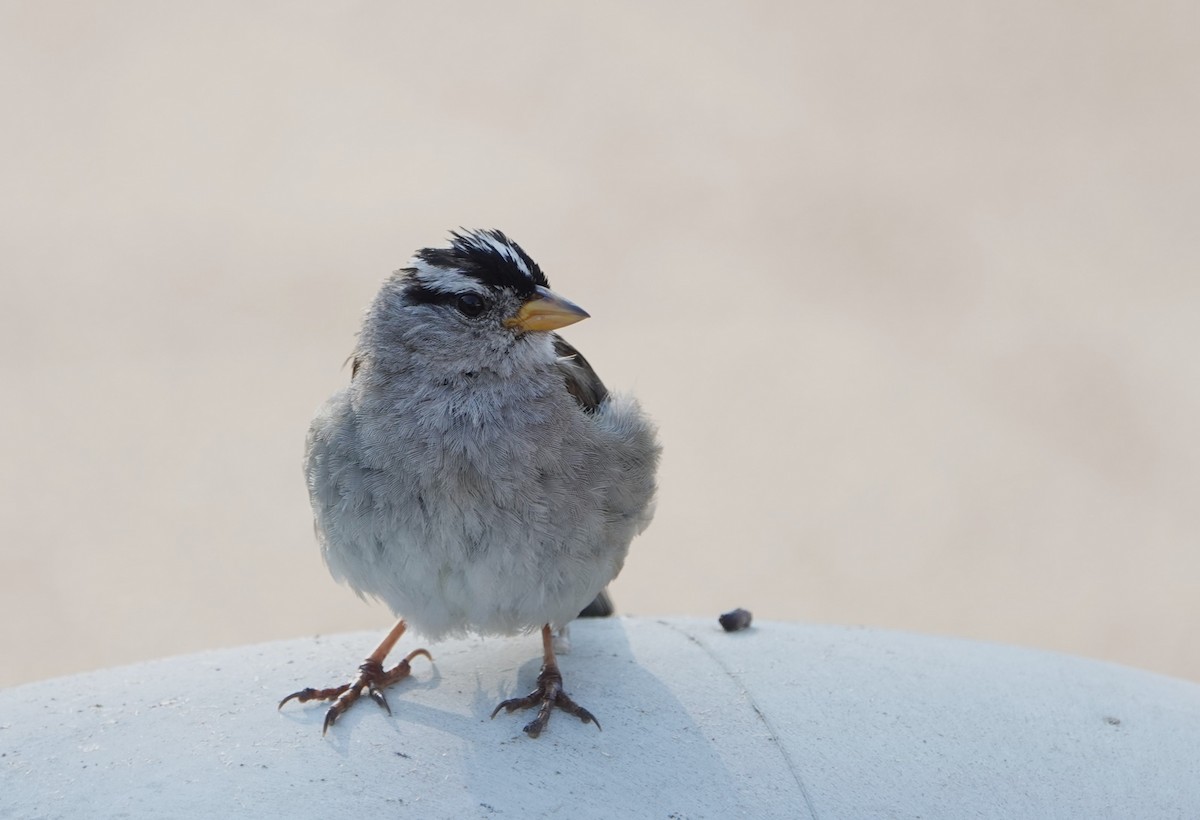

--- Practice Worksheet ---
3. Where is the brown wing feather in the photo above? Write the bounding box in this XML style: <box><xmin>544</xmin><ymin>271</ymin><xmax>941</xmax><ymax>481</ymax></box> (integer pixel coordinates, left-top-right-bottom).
<box><xmin>552</xmin><ymin>335</ymin><xmax>608</xmax><ymax>414</ymax></box>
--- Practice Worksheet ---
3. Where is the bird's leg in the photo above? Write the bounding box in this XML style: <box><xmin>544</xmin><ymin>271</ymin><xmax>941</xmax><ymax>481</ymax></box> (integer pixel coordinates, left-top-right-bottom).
<box><xmin>490</xmin><ymin>623</ymin><xmax>600</xmax><ymax>738</ymax></box>
<box><xmin>279</xmin><ymin>619</ymin><xmax>431</xmax><ymax>734</ymax></box>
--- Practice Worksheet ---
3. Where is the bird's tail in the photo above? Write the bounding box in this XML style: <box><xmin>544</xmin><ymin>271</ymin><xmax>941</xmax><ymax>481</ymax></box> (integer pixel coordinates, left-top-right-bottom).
<box><xmin>577</xmin><ymin>589</ymin><xmax>614</xmax><ymax>618</ymax></box>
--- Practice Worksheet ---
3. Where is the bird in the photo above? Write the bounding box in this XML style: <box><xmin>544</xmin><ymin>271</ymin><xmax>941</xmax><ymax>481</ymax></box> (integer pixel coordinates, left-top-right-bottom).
<box><xmin>280</xmin><ymin>229</ymin><xmax>660</xmax><ymax>738</ymax></box>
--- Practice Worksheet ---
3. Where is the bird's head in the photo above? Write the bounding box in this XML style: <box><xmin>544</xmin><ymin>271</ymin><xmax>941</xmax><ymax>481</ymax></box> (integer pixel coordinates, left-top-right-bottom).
<box><xmin>360</xmin><ymin>229</ymin><xmax>589</xmax><ymax>377</ymax></box>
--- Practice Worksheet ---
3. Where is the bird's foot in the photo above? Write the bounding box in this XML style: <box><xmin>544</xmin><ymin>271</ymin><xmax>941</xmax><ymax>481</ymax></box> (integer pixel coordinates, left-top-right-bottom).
<box><xmin>279</xmin><ymin>647</ymin><xmax>431</xmax><ymax>734</ymax></box>
<box><xmin>490</xmin><ymin>662</ymin><xmax>600</xmax><ymax>738</ymax></box>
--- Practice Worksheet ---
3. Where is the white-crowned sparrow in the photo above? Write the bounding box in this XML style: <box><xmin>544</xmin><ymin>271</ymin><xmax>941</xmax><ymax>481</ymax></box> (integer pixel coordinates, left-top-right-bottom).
<box><xmin>281</xmin><ymin>229</ymin><xmax>660</xmax><ymax>738</ymax></box>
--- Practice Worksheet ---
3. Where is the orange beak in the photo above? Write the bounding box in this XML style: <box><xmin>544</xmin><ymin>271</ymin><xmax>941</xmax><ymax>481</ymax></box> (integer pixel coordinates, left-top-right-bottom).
<box><xmin>504</xmin><ymin>286</ymin><xmax>590</xmax><ymax>332</ymax></box>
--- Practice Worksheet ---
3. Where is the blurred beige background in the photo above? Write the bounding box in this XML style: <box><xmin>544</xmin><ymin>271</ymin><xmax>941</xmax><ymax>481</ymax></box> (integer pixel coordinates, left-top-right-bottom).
<box><xmin>2</xmin><ymin>2</ymin><xmax>1198</xmax><ymax>689</ymax></box>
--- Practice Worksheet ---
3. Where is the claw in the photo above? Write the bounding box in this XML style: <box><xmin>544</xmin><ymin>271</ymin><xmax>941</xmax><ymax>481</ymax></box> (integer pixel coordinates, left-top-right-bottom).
<box><xmin>491</xmin><ymin>665</ymin><xmax>600</xmax><ymax>737</ymax></box>
<box><xmin>562</xmin><ymin>701</ymin><xmax>600</xmax><ymax>731</ymax></box>
<box><xmin>278</xmin><ymin>689</ymin><xmax>309</xmax><ymax>710</ymax></box>
<box><xmin>280</xmin><ymin>621</ymin><xmax>429</xmax><ymax>736</ymax></box>
<box><xmin>369</xmin><ymin>687</ymin><xmax>392</xmax><ymax>714</ymax></box>
<box><xmin>407</xmin><ymin>648</ymin><xmax>433</xmax><ymax>664</ymax></box>
<box><xmin>490</xmin><ymin>699</ymin><xmax>517</xmax><ymax>719</ymax></box>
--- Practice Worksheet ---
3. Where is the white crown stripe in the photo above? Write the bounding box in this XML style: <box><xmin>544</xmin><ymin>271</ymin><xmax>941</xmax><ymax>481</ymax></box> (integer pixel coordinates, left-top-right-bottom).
<box><xmin>475</xmin><ymin>233</ymin><xmax>533</xmax><ymax>280</ymax></box>
<box><xmin>407</xmin><ymin>259</ymin><xmax>491</xmax><ymax>295</ymax></box>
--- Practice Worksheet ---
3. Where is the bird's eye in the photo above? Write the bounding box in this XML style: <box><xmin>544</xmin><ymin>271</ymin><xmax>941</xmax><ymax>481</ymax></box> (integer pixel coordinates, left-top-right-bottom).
<box><xmin>455</xmin><ymin>293</ymin><xmax>485</xmax><ymax>318</ymax></box>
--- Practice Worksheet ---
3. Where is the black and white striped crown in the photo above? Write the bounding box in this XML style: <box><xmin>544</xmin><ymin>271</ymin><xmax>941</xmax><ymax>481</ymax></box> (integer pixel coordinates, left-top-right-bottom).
<box><xmin>412</xmin><ymin>229</ymin><xmax>549</xmax><ymax>296</ymax></box>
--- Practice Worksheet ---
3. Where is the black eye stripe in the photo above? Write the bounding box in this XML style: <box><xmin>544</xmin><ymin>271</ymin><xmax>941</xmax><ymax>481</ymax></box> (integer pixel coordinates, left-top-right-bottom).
<box><xmin>403</xmin><ymin>283</ymin><xmax>454</xmax><ymax>306</ymax></box>
<box><xmin>404</xmin><ymin>284</ymin><xmax>464</xmax><ymax>307</ymax></box>
<box><xmin>403</xmin><ymin>283</ymin><xmax>489</xmax><ymax>318</ymax></box>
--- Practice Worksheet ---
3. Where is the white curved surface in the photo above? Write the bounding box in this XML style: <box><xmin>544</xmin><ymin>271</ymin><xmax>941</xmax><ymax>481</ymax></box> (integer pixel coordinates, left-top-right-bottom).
<box><xmin>2</xmin><ymin>617</ymin><xmax>1199</xmax><ymax>819</ymax></box>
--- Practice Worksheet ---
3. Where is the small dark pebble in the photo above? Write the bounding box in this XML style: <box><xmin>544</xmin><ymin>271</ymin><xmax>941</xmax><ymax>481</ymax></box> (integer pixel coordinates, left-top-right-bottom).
<box><xmin>719</xmin><ymin>608</ymin><xmax>753</xmax><ymax>632</ymax></box>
